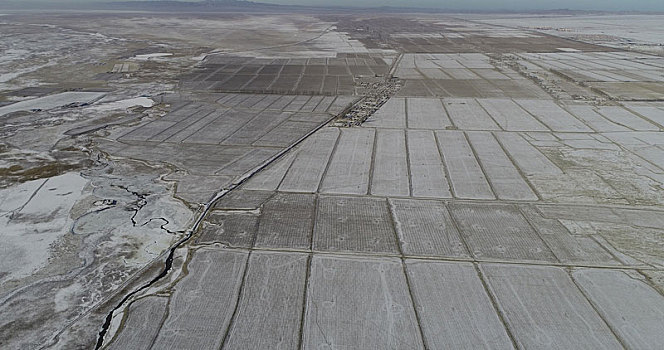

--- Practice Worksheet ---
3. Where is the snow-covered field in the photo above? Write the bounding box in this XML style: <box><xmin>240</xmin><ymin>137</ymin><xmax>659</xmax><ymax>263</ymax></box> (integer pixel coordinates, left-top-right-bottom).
<box><xmin>0</xmin><ymin>91</ymin><xmax>106</xmax><ymax>116</ymax></box>
<box><xmin>87</xmin><ymin>97</ymin><xmax>154</xmax><ymax>111</ymax></box>
<box><xmin>132</xmin><ymin>52</ymin><xmax>173</xmax><ymax>61</ymax></box>
<box><xmin>471</xmin><ymin>14</ymin><xmax>664</xmax><ymax>53</ymax></box>
<box><xmin>0</xmin><ymin>173</ymin><xmax>88</xmax><ymax>281</ymax></box>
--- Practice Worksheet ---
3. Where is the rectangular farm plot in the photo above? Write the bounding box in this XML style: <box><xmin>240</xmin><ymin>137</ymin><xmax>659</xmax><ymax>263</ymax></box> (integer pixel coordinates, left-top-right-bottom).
<box><xmin>242</xmin><ymin>74</ymin><xmax>278</xmax><ymax>91</ymax></box>
<box><xmin>371</xmin><ymin>129</ymin><xmax>410</xmax><ymax>196</ymax></box>
<box><xmin>151</xmin><ymin>249</ymin><xmax>248</xmax><ymax>350</ymax></box>
<box><xmin>487</xmin><ymin>79</ymin><xmax>549</xmax><ymax>99</ymax></box>
<box><xmin>515</xmin><ymin>99</ymin><xmax>593</xmax><ymax>132</ymax></box>
<box><xmin>221</xmin><ymin>110</ymin><xmax>291</xmax><ymax>145</ymax></box>
<box><xmin>432</xmin><ymin>57</ymin><xmax>465</xmax><ymax>69</ymax></box>
<box><xmin>182</xmin><ymin>54</ymin><xmax>386</xmax><ymax>95</ymax></box>
<box><xmin>572</xmin><ymin>269</ymin><xmax>664</xmax><ymax>349</ymax></box>
<box><xmin>222</xmin><ymin>252</ymin><xmax>308</xmax><ymax>350</ymax></box>
<box><xmin>286</xmin><ymin>110</ymin><xmax>332</xmax><ymax>123</ymax></box>
<box><xmin>390</xmin><ymin>199</ymin><xmax>468</xmax><ymax>257</ymax></box>
<box><xmin>519</xmin><ymin>206</ymin><xmax>620</xmax><ymax>266</ymax></box>
<box><xmin>466</xmin><ymin>131</ymin><xmax>537</xmax><ymax>201</ymax></box>
<box><xmin>235</xmin><ymin>94</ymin><xmax>269</xmax><ymax>109</ymax></box>
<box><xmin>147</xmin><ymin>108</ymin><xmax>216</xmax><ymax>142</ymax></box>
<box><xmin>284</xmin><ymin>95</ymin><xmax>313</xmax><ymax>111</ymax></box>
<box><xmin>493</xmin><ymin>132</ymin><xmax>562</xmax><ymax>176</ymax></box>
<box><xmin>221</xmin><ymin>75</ymin><xmax>255</xmax><ymax>90</ymax></box>
<box><xmin>160</xmin><ymin>102</ymin><xmax>204</xmax><ymax>121</ymax></box>
<box><xmin>213</xmin><ymin>189</ymin><xmax>274</xmax><ymax>210</ymax></box>
<box><xmin>397</xmin><ymin>80</ymin><xmax>433</xmax><ymax>97</ymax></box>
<box><xmin>406</xmin><ymin>97</ymin><xmax>452</xmax><ymax>129</ymax></box>
<box><xmin>300</xmin><ymin>95</ymin><xmax>325</xmax><ymax>112</ymax></box>
<box><xmin>564</xmin><ymin>105</ymin><xmax>630</xmax><ymax>132</ymax></box>
<box><xmin>419</xmin><ymin>68</ymin><xmax>451</xmax><ymax>79</ymax></box>
<box><xmin>624</xmin><ymin>104</ymin><xmax>664</xmax><ymax>127</ymax></box>
<box><xmin>313</xmin><ymin>96</ymin><xmax>337</xmax><ymax>113</ymax></box>
<box><xmin>185</xmin><ymin>109</ymin><xmax>256</xmax><ymax>144</ymax></box>
<box><xmin>314</xmin><ymin>196</ymin><xmax>399</xmax><ymax>254</ymax></box>
<box><xmin>279</xmin><ymin>127</ymin><xmax>339</xmax><ymax>193</ymax></box>
<box><xmin>161</xmin><ymin>110</ymin><xmax>228</xmax><ymax>143</ymax></box>
<box><xmin>596</xmin><ymin>106</ymin><xmax>660</xmax><ymax>131</ymax></box>
<box><xmin>107</xmin><ymin>297</ymin><xmax>169</xmax><ymax>350</ymax></box>
<box><xmin>327</xmin><ymin>96</ymin><xmax>358</xmax><ymax>115</ymax></box>
<box><xmin>436</xmin><ymin>131</ymin><xmax>495</xmax><ymax>200</ymax></box>
<box><xmin>296</xmin><ymin>75</ymin><xmax>325</xmax><ymax>94</ymax></box>
<box><xmin>269</xmin><ymin>75</ymin><xmax>300</xmax><ymax>93</ymax></box>
<box><xmin>471</xmin><ymin>68</ymin><xmax>511</xmax><ymax>80</ymax></box>
<box><xmin>196</xmin><ymin>212</ymin><xmax>258</xmax><ymax>247</ymax></box>
<box><xmin>477</xmin><ymin>99</ymin><xmax>548</xmax><ymax>131</ymax></box>
<box><xmin>405</xmin><ymin>261</ymin><xmax>514</xmax><ymax>349</ymax></box>
<box><xmin>264</xmin><ymin>95</ymin><xmax>296</xmax><ymax>110</ymax></box>
<box><xmin>443</xmin><ymin>68</ymin><xmax>481</xmax><ymax>79</ymax></box>
<box><xmin>449</xmin><ymin>203</ymin><xmax>557</xmax><ymax>262</ymax></box>
<box><xmin>216</xmin><ymin>148</ymin><xmax>280</xmax><ymax>176</ymax></box>
<box><xmin>302</xmin><ymin>256</ymin><xmax>424</xmax><ymax>349</ymax></box>
<box><xmin>253</xmin><ymin>120</ymin><xmax>320</xmax><ymax>147</ymax></box>
<box><xmin>465</xmin><ymin>79</ymin><xmax>504</xmax><ymax>97</ymax></box>
<box><xmin>364</xmin><ymin>97</ymin><xmax>406</xmax><ymax>128</ymax></box>
<box><xmin>119</xmin><ymin>121</ymin><xmax>178</xmax><ymax>142</ymax></box>
<box><xmin>406</xmin><ymin>129</ymin><xmax>452</xmax><ymax>198</ymax></box>
<box><xmin>242</xmin><ymin>151</ymin><xmax>298</xmax><ymax>191</ymax></box>
<box><xmin>320</xmin><ymin>128</ymin><xmax>375</xmax><ymax>195</ymax></box>
<box><xmin>480</xmin><ymin>264</ymin><xmax>623</xmax><ymax>350</ymax></box>
<box><xmin>255</xmin><ymin>193</ymin><xmax>316</xmax><ymax>249</ymax></box>
<box><xmin>443</xmin><ymin>98</ymin><xmax>500</xmax><ymax>130</ymax></box>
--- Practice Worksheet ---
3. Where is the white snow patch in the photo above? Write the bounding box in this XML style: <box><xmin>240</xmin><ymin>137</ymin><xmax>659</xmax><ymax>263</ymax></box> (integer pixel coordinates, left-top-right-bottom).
<box><xmin>54</xmin><ymin>282</ymin><xmax>82</xmax><ymax>312</ymax></box>
<box><xmin>132</xmin><ymin>53</ymin><xmax>173</xmax><ymax>61</ymax></box>
<box><xmin>88</xmin><ymin>97</ymin><xmax>154</xmax><ymax>111</ymax></box>
<box><xmin>0</xmin><ymin>92</ymin><xmax>106</xmax><ymax>116</ymax></box>
<box><xmin>0</xmin><ymin>173</ymin><xmax>88</xmax><ymax>282</ymax></box>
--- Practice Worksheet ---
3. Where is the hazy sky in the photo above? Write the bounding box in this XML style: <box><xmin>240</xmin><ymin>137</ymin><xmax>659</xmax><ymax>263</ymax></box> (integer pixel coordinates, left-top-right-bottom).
<box><xmin>7</xmin><ymin>0</ymin><xmax>664</xmax><ymax>12</ymax></box>
<box><xmin>261</xmin><ymin>0</ymin><xmax>664</xmax><ymax>11</ymax></box>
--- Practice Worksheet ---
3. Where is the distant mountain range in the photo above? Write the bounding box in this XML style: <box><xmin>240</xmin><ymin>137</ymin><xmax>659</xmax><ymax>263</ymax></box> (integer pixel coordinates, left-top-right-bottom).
<box><xmin>0</xmin><ymin>0</ymin><xmax>658</xmax><ymax>15</ymax></box>
<box><xmin>0</xmin><ymin>0</ymin><xmax>437</xmax><ymax>13</ymax></box>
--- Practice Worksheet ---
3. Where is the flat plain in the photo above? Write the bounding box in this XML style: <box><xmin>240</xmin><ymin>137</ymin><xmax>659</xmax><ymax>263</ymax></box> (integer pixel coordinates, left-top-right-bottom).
<box><xmin>0</xmin><ymin>8</ymin><xmax>663</xmax><ymax>350</ymax></box>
